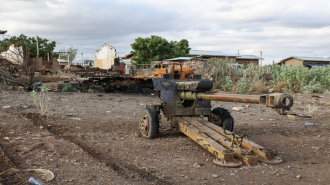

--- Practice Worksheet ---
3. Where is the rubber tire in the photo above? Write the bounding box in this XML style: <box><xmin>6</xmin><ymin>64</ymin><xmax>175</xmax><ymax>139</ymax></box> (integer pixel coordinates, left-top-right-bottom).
<box><xmin>139</xmin><ymin>107</ymin><xmax>159</xmax><ymax>139</ymax></box>
<box><xmin>130</xmin><ymin>83</ymin><xmax>142</xmax><ymax>93</ymax></box>
<box><xmin>208</xmin><ymin>107</ymin><xmax>235</xmax><ymax>132</ymax></box>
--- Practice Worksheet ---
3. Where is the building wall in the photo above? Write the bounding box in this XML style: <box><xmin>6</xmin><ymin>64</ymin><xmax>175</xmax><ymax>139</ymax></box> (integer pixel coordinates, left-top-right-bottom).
<box><xmin>95</xmin><ymin>44</ymin><xmax>118</xmax><ymax>59</ymax></box>
<box><xmin>209</xmin><ymin>56</ymin><xmax>237</xmax><ymax>63</ymax></box>
<box><xmin>284</xmin><ymin>58</ymin><xmax>303</xmax><ymax>66</ymax></box>
<box><xmin>33</xmin><ymin>57</ymin><xmax>61</xmax><ymax>73</ymax></box>
<box><xmin>95</xmin><ymin>59</ymin><xmax>115</xmax><ymax>69</ymax></box>
<box><xmin>236</xmin><ymin>59</ymin><xmax>259</xmax><ymax>66</ymax></box>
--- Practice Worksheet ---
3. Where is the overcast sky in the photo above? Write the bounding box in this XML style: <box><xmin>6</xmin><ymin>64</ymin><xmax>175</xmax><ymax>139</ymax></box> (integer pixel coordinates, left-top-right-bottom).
<box><xmin>1</xmin><ymin>0</ymin><xmax>330</xmax><ymax>64</ymax></box>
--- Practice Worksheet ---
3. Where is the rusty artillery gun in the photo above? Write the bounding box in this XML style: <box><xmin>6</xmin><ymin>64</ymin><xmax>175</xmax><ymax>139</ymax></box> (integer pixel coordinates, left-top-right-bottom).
<box><xmin>139</xmin><ymin>74</ymin><xmax>293</xmax><ymax>167</ymax></box>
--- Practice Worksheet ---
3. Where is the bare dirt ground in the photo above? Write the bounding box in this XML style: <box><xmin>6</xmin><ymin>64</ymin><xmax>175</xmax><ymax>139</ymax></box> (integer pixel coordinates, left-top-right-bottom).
<box><xmin>0</xmin><ymin>89</ymin><xmax>330</xmax><ymax>185</ymax></box>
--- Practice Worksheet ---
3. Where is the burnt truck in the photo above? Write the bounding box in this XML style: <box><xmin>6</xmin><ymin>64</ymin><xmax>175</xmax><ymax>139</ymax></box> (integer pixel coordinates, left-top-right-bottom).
<box><xmin>80</xmin><ymin>59</ymin><xmax>196</xmax><ymax>93</ymax></box>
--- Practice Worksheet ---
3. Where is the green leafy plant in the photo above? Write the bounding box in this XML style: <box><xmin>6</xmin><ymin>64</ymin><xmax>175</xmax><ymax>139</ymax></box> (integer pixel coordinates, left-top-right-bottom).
<box><xmin>27</xmin><ymin>79</ymin><xmax>34</xmax><ymax>86</ymax></box>
<box><xmin>222</xmin><ymin>76</ymin><xmax>233</xmax><ymax>91</ymax></box>
<box><xmin>62</xmin><ymin>84</ymin><xmax>78</xmax><ymax>92</ymax></box>
<box><xmin>238</xmin><ymin>75</ymin><xmax>251</xmax><ymax>94</ymax></box>
<box><xmin>96</xmin><ymin>85</ymin><xmax>104</xmax><ymax>89</ymax></box>
<box><xmin>57</xmin><ymin>70</ymin><xmax>63</xmax><ymax>76</ymax></box>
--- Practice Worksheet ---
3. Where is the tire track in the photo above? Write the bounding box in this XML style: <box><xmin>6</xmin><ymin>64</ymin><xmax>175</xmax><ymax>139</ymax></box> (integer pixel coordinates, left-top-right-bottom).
<box><xmin>24</xmin><ymin>113</ymin><xmax>172</xmax><ymax>185</ymax></box>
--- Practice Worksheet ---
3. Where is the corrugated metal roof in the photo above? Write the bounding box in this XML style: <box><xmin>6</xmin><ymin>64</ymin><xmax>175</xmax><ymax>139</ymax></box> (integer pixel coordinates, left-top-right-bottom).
<box><xmin>0</xmin><ymin>30</ymin><xmax>7</xmax><ymax>34</ymax></box>
<box><xmin>189</xmin><ymin>50</ymin><xmax>239</xmax><ymax>57</ymax></box>
<box><xmin>294</xmin><ymin>56</ymin><xmax>330</xmax><ymax>61</ymax></box>
<box><xmin>280</xmin><ymin>56</ymin><xmax>330</xmax><ymax>63</ymax></box>
<box><xmin>165</xmin><ymin>57</ymin><xmax>194</xmax><ymax>61</ymax></box>
<box><xmin>236</xmin><ymin>55</ymin><xmax>263</xmax><ymax>60</ymax></box>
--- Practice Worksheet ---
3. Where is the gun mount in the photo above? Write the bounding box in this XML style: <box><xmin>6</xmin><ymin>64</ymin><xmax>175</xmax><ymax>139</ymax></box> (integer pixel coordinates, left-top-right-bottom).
<box><xmin>139</xmin><ymin>75</ymin><xmax>293</xmax><ymax>167</ymax></box>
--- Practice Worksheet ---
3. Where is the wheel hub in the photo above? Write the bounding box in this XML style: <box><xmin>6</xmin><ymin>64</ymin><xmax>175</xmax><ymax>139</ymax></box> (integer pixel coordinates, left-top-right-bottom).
<box><xmin>140</xmin><ymin>115</ymin><xmax>149</xmax><ymax>136</ymax></box>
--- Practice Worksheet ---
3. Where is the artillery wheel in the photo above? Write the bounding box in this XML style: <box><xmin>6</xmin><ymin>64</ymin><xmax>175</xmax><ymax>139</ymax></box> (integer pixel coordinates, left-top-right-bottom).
<box><xmin>208</xmin><ymin>107</ymin><xmax>234</xmax><ymax>132</ymax></box>
<box><xmin>130</xmin><ymin>83</ymin><xmax>142</xmax><ymax>93</ymax></box>
<box><xmin>139</xmin><ymin>107</ymin><xmax>159</xmax><ymax>139</ymax></box>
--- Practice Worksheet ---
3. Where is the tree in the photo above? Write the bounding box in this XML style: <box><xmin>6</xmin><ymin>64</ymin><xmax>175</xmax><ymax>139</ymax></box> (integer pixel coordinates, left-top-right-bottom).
<box><xmin>0</xmin><ymin>34</ymin><xmax>56</xmax><ymax>59</ymax></box>
<box><xmin>130</xmin><ymin>35</ymin><xmax>191</xmax><ymax>65</ymax></box>
<box><xmin>57</xmin><ymin>47</ymin><xmax>78</xmax><ymax>62</ymax></box>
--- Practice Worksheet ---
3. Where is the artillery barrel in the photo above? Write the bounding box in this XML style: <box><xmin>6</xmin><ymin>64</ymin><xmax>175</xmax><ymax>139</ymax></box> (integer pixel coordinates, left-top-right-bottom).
<box><xmin>179</xmin><ymin>91</ymin><xmax>293</xmax><ymax>109</ymax></box>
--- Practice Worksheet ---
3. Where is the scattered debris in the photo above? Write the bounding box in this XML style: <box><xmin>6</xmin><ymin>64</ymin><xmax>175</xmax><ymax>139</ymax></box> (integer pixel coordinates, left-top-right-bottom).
<box><xmin>3</xmin><ymin>137</ymin><xmax>9</xmax><ymax>141</ymax></box>
<box><xmin>232</xmin><ymin>107</ymin><xmax>244</xmax><ymax>111</ymax></box>
<box><xmin>0</xmin><ymin>168</ymin><xmax>54</xmax><ymax>182</ymax></box>
<box><xmin>2</xmin><ymin>106</ymin><xmax>10</xmax><ymax>109</ymax></box>
<box><xmin>97</xmin><ymin>94</ymin><xmax>103</xmax><ymax>97</ymax></box>
<box><xmin>296</xmin><ymin>174</ymin><xmax>301</xmax><ymax>179</ymax></box>
<box><xmin>212</xmin><ymin>174</ymin><xmax>218</xmax><ymax>178</ymax></box>
<box><xmin>287</xmin><ymin>113</ymin><xmax>312</xmax><ymax>118</ymax></box>
<box><xmin>66</xmin><ymin>113</ymin><xmax>73</xmax><ymax>116</ymax></box>
<box><xmin>312</xmin><ymin>95</ymin><xmax>323</xmax><ymax>98</ymax></box>
<box><xmin>305</xmin><ymin>123</ymin><xmax>315</xmax><ymax>126</ymax></box>
<box><xmin>29</xmin><ymin>177</ymin><xmax>47</xmax><ymax>185</ymax></box>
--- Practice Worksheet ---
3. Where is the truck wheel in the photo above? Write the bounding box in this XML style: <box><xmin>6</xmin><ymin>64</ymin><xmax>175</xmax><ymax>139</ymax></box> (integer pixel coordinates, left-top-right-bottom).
<box><xmin>139</xmin><ymin>107</ymin><xmax>159</xmax><ymax>139</ymax></box>
<box><xmin>130</xmin><ymin>83</ymin><xmax>142</xmax><ymax>93</ymax></box>
<box><xmin>208</xmin><ymin>107</ymin><xmax>234</xmax><ymax>132</ymax></box>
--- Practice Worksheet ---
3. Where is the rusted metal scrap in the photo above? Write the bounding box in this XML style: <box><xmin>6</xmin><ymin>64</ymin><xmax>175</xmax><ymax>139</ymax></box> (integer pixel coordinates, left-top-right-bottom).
<box><xmin>139</xmin><ymin>75</ymin><xmax>293</xmax><ymax>167</ymax></box>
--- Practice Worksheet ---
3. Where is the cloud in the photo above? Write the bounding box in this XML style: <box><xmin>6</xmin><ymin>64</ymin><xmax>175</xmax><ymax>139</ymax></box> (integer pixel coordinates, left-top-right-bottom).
<box><xmin>1</xmin><ymin>0</ymin><xmax>330</xmax><ymax>64</ymax></box>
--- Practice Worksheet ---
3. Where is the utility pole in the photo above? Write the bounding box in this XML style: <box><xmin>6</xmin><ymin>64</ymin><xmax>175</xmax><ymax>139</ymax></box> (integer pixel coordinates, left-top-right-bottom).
<box><xmin>81</xmin><ymin>53</ymin><xmax>83</xmax><ymax>67</ymax></box>
<box><xmin>36</xmin><ymin>35</ymin><xmax>39</xmax><ymax>57</ymax></box>
<box><xmin>260</xmin><ymin>51</ymin><xmax>262</xmax><ymax>66</ymax></box>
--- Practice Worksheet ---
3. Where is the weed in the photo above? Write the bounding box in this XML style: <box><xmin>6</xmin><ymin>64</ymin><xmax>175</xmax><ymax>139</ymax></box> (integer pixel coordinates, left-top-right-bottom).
<box><xmin>96</xmin><ymin>85</ymin><xmax>104</xmax><ymax>89</ymax></box>
<box><xmin>325</xmin><ymin>118</ymin><xmax>330</xmax><ymax>129</ymax></box>
<box><xmin>324</xmin><ymin>89</ymin><xmax>330</xmax><ymax>94</ymax></box>
<box><xmin>307</xmin><ymin>104</ymin><xmax>318</xmax><ymax>114</ymax></box>
<box><xmin>57</xmin><ymin>70</ymin><xmax>63</xmax><ymax>76</ymax></box>
<box><xmin>30</xmin><ymin>84</ymin><xmax>51</xmax><ymax>116</ymax></box>
<box><xmin>221</xmin><ymin>76</ymin><xmax>233</xmax><ymax>91</ymax></box>
<box><xmin>238</xmin><ymin>75</ymin><xmax>251</xmax><ymax>94</ymax></box>
<box><xmin>27</xmin><ymin>79</ymin><xmax>34</xmax><ymax>86</ymax></box>
<box><xmin>62</xmin><ymin>84</ymin><xmax>78</xmax><ymax>92</ymax></box>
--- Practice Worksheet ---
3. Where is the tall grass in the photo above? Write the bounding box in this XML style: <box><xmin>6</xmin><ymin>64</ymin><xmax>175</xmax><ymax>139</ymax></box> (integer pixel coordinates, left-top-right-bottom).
<box><xmin>199</xmin><ymin>58</ymin><xmax>330</xmax><ymax>94</ymax></box>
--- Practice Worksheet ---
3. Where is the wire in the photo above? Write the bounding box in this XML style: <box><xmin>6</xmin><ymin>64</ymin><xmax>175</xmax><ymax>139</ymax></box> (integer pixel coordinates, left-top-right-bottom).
<box><xmin>56</xmin><ymin>42</ymin><xmax>98</xmax><ymax>51</ymax></box>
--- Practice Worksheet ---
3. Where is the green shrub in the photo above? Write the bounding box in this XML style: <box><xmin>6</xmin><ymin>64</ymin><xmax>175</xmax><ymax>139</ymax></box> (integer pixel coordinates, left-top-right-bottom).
<box><xmin>62</xmin><ymin>84</ymin><xmax>78</xmax><ymax>92</ymax></box>
<box><xmin>27</xmin><ymin>79</ymin><xmax>34</xmax><ymax>86</ymax></box>
<box><xmin>238</xmin><ymin>75</ymin><xmax>251</xmax><ymax>94</ymax></box>
<box><xmin>222</xmin><ymin>76</ymin><xmax>233</xmax><ymax>91</ymax></box>
<box><xmin>57</xmin><ymin>70</ymin><xmax>63</xmax><ymax>76</ymax></box>
<box><xmin>303</xmin><ymin>83</ymin><xmax>324</xmax><ymax>94</ymax></box>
